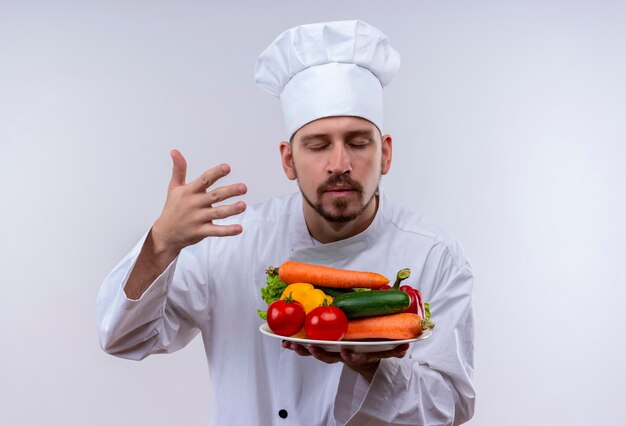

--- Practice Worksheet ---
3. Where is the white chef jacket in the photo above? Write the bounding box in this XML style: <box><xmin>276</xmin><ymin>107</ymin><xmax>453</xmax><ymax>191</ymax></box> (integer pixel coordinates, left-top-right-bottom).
<box><xmin>97</xmin><ymin>190</ymin><xmax>475</xmax><ymax>425</ymax></box>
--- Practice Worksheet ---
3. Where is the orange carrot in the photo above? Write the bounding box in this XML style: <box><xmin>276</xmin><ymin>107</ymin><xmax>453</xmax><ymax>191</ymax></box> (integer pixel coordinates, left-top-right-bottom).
<box><xmin>343</xmin><ymin>313</ymin><xmax>423</xmax><ymax>340</ymax></box>
<box><xmin>278</xmin><ymin>261</ymin><xmax>389</xmax><ymax>289</ymax></box>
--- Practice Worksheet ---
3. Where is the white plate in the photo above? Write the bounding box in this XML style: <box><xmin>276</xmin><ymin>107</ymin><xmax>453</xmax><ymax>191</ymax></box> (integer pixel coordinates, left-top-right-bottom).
<box><xmin>259</xmin><ymin>323</ymin><xmax>432</xmax><ymax>353</ymax></box>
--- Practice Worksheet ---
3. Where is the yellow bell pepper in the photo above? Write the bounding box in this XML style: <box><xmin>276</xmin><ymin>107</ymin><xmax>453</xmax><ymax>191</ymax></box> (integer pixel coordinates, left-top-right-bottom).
<box><xmin>280</xmin><ymin>283</ymin><xmax>332</xmax><ymax>314</ymax></box>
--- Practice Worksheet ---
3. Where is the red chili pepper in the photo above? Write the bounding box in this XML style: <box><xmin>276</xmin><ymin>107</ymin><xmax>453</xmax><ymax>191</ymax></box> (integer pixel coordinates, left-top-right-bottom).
<box><xmin>399</xmin><ymin>285</ymin><xmax>424</xmax><ymax>318</ymax></box>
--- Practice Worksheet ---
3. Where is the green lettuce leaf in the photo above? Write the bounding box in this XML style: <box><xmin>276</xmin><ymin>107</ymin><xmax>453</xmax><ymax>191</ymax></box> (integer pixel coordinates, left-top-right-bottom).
<box><xmin>257</xmin><ymin>268</ymin><xmax>287</xmax><ymax>320</ymax></box>
<box><xmin>421</xmin><ymin>302</ymin><xmax>435</xmax><ymax>330</ymax></box>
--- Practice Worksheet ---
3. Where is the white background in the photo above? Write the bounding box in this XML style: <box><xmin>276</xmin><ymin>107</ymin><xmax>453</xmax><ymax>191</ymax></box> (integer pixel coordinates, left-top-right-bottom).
<box><xmin>1</xmin><ymin>1</ymin><xmax>625</xmax><ymax>425</ymax></box>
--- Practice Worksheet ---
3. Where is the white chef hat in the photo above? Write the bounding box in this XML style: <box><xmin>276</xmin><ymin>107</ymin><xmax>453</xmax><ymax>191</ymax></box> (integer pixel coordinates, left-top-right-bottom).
<box><xmin>255</xmin><ymin>20</ymin><xmax>400</xmax><ymax>140</ymax></box>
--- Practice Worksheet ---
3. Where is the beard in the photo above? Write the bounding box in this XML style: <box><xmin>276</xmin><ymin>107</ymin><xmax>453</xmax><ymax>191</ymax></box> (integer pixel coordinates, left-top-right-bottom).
<box><xmin>296</xmin><ymin>171</ymin><xmax>378</xmax><ymax>223</ymax></box>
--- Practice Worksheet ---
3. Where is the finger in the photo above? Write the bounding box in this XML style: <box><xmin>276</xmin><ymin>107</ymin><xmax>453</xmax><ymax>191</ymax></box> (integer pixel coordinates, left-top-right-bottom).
<box><xmin>169</xmin><ymin>149</ymin><xmax>187</xmax><ymax>189</ymax></box>
<box><xmin>360</xmin><ymin>343</ymin><xmax>410</xmax><ymax>360</ymax></box>
<box><xmin>201</xmin><ymin>202</ymin><xmax>246</xmax><ymax>222</ymax></box>
<box><xmin>286</xmin><ymin>342</ymin><xmax>312</xmax><ymax>357</ymax></box>
<box><xmin>308</xmin><ymin>346</ymin><xmax>343</xmax><ymax>364</ymax></box>
<box><xmin>389</xmin><ymin>343</ymin><xmax>410</xmax><ymax>358</ymax></box>
<box><xmin>202</xmin><ymin>183</ymin><xmax>248</xmax><ymax>206</ymax></box>
<box><xmin>340</xmin><ymin>343</ymin><xmax>410</xmax><ymax>364</ymax></box>
<box><xmin>340</xmin><ymin>349</ymin><xmax>367</xmax><ymax>364</ymax></box>
<box><xmin>200</xmin><ymin>223</ymin><xmax>243</xmax><ymax>237</ymax></box>
<box><xmin>191</xmin><ymin>163</ymin><xmax>231</xmax><ymax>193</ymax></box>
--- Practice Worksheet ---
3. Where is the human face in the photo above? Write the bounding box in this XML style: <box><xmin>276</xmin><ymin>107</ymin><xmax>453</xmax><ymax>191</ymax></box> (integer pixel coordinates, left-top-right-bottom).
<box><xmin>280</xmin><ymin>116</ymin><xmax>392</xmax><ymax>223</ymax></box>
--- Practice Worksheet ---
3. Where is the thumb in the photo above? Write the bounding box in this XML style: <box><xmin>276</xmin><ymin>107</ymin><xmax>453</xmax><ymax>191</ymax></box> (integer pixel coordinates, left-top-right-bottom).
<box><xmin>169</xmin><ymin>149</ymin><xmax>187</xmax><ymax>188</ymax></box>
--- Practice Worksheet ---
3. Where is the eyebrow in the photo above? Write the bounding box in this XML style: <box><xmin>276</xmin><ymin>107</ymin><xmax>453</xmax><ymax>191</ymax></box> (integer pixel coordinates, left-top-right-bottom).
<box><xmin>345</xmin><ymin>130</ymin><xmax>376</xmax><ymax>140</ymax></box>
<box><xmin>298</xmin><ymin>129</ymin><xmax>376</xmax><ymax>144</ymax></box>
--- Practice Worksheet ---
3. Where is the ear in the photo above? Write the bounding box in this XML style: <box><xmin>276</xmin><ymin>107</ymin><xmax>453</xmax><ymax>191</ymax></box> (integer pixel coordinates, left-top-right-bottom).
<box><xmin>279</xmin><ymin>141</ymin><xmax>297</xmax><ymax>180</ymax></box>
<box><xmin>381</xmin><ymin>134</ymin><xmax>392</xmax><ymax>175</ymax></box>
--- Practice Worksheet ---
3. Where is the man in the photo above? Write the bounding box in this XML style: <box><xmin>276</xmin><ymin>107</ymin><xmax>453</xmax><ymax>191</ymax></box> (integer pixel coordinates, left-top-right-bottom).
<box><xmin>97</xmin><ymin>20</ymin><xmax>475</xmax><ymax>425</ymax></box>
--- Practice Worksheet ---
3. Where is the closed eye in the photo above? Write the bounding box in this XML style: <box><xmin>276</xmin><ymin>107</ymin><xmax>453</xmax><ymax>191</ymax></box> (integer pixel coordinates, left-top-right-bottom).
<box><xmin>349</xmin><ymin>139</ymin><xmax>371</xmax><ymax>149</ymax></box>
<box><xmin>349</xmin><ymin>143</ymin><xmax>368</xmax><ymax>149</ymax></box>
<box><xmin>308</xmin><ymin>144</ymin><xmax>330</xmax><ymax>152</ymax></box>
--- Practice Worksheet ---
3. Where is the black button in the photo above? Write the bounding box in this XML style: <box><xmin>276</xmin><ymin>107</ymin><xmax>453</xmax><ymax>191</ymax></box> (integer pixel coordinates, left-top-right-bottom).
<box><xmin>278</xmin><ymin>409</ymin><xmax>288</xmax><ymax>419</ymax></box>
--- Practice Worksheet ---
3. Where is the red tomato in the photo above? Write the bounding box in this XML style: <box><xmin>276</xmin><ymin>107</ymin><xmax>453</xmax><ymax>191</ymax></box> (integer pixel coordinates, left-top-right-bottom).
<box><xmin>304</xmin><ymin>306</ymin><xmax>348</xmax><ymax>341</ymax></box>
<box><xmin>267</xmin><ymin>299</ymin><xmax>306</xmax><ymax>337</ymax></box>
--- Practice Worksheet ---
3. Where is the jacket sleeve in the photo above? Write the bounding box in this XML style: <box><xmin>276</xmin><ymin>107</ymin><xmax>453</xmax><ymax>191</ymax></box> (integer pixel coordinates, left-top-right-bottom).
<box><xmin>334</xmin><ymin>247</ymin><xmax>475</xmax><ymax>426</ymax></box>
<box><xmin>96</xmin><ymin>234</ymin><xmax>210</xmax><ymax>360</ymax></box>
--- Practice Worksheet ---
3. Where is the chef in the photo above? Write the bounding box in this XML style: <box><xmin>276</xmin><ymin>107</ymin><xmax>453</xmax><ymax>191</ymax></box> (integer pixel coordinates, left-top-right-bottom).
<box><xmin>97</xmin><ymin>20</ymin><xmax>475</xmax><ymax>425</ymax></box>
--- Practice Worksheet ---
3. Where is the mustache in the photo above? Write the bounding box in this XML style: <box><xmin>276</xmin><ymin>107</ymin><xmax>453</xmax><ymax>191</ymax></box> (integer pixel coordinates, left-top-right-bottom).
<box><xmin>317</xmin><ymin>174</ymin><xmax>363</xmax><ymax>196</ymax></box>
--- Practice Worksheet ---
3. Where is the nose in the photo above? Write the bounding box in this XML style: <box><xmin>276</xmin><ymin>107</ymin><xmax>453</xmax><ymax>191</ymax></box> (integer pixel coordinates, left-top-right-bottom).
<box><xmin>326</xmin><ymin>144</ymin><xmax>352</xmax><ymax>176</ymax></box>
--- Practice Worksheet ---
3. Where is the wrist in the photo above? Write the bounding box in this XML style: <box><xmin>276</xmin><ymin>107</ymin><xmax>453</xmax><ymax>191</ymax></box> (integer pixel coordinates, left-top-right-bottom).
<box><xmin>149</xmin><ymin>222</ymin><xmax>181</xmax><ymax>257</ymax></box>
<box><xmin>350</xmin><ymin>360</ymin><xmax>380</xmax><ymax>383</ymax></box>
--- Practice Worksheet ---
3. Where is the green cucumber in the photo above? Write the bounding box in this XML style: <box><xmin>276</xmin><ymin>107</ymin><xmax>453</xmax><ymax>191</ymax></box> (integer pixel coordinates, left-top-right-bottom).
<box><xmin>331</xmin><ymin>290</ymin><xmax>410</xmax><ymax>319</ymax></box>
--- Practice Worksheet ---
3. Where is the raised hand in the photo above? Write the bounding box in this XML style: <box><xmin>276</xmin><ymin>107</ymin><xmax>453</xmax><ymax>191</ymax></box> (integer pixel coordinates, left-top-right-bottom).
<box><xmin>123</xmin><ymin>150</ymin><xmax>247</xmax><ymax>300</ymax></box>
<box><xmin>151</xmin><ymin>149</ymin><xmax>247</xmax><ymax>255</ymax></box>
